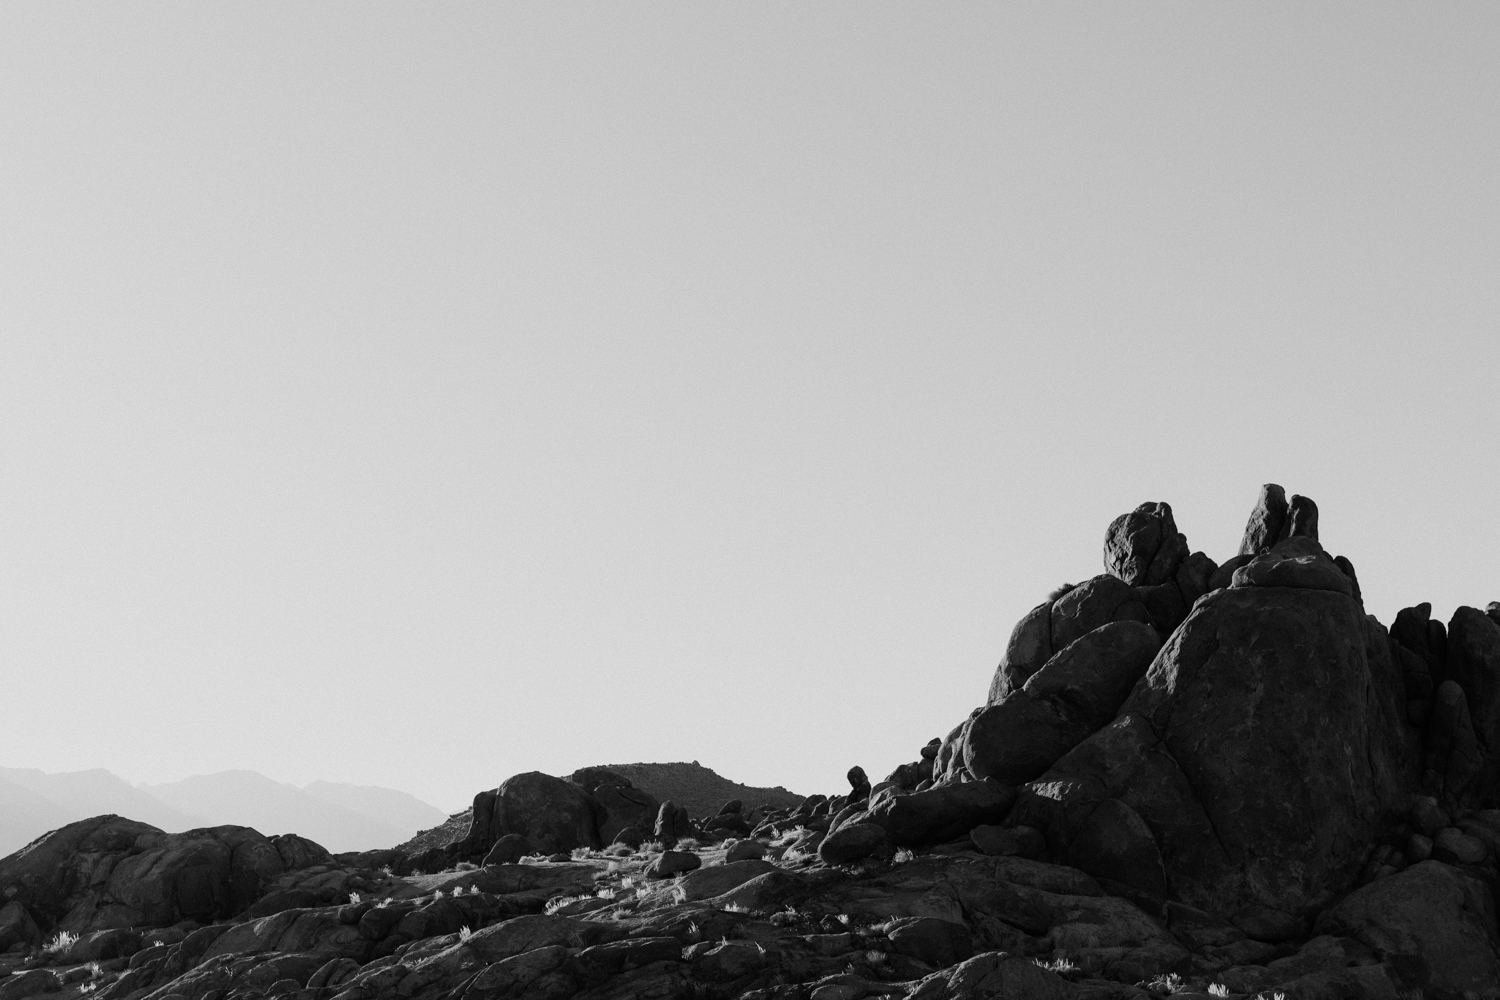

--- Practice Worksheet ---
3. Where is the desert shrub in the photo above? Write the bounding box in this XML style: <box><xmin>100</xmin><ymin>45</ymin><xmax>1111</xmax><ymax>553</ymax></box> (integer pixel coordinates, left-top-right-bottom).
<box><xmin>43</xmin><ymin>931</ymin><xmax>78</xmax><ymax>955</ymax></box>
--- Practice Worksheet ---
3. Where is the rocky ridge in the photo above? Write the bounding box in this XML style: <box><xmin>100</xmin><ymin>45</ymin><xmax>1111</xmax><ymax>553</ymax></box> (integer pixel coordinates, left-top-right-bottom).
<box><xmin>3</xmin><ymin>485</ymin><xmax>1500</xmax><ymax>1000</ymax></box>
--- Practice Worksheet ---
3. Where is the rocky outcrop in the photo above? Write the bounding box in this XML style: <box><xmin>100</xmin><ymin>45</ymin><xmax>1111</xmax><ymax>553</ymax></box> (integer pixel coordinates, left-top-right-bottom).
<box><xmin>1013</xmin><ymin>505</ymin><xmax>1416</xmax><ymax>938</ymax></box>
<box><xmin>964</xmin><ymin>621</ymin><xmax>1161</xmax><ymax>785</ymax></box>
<box><xmin>6</xmin><ymin>484</ymin><xmax>1500</xmax><ymax>1000</ymax></box>
<box><xmin>0</xmin><ymin>817</ymin><xmax>338</xmax><ymax>934</ymax></box>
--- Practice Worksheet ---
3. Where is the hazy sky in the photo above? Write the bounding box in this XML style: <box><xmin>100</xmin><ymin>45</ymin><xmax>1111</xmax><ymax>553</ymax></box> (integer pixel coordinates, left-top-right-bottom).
<box><xmin>2</xmin><ymin>5</ymin><xmax>1497</xmax><ymax>813</ymax></box>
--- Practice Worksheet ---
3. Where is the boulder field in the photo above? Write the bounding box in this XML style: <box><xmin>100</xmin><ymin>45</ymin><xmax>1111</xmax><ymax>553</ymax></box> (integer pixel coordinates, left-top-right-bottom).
<box><xmin>4</xmin><ymin>485</ymin><xmax>1500</xmax><ymax>1000</ymax></box>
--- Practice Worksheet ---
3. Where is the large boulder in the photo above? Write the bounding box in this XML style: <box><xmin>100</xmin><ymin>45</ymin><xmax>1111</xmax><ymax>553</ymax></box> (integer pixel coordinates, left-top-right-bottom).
<box><xmin>484</xmin><ymin>772</ymin><xmax>602</xmax><ymax>855</ymax></box>
<box><xmin>1446</xmin><ymin>605</ymin><xmax>1500</xmax><ymax>802</ymax></box>
<box><xmin>834</xmin><ymin>781</ymin><xmax>1015</xmax><ymax>847</ymax></box>
<box><xmin>987</xmin><ymin>575</ymin><xmax>1150</xmax><ymax>705</ymax></box>
<box><xmin>1238</xmin><ymin>483</ymin><xmax>1289</xmax><ymax>556</ymax></box>
<box><xmin>1014</xmin><ymin>558</ymin><xmax>1418</xmax><ymax>938</ymax></box>
<box><xmin>561</xmin><ymin>772</ymin><xmax>661</xmax><ymax>846</ymax></box>
<box><xmin>0</xmin><ymin>817</ymin><xmax>314</xmax><ymax>933</ymax></box>
<box><xmin>1103</xmin><ymin>501</ymin><xmax>1189</xmax><ymax>587</ymax></box>
<box><xmin>0</xmin><ymin>900</ymin><xmax>40</xmax><ymax>951</ymax></box>
<box><xmin>1314</xmin><ymin>861</ymin><xmax>1500</xmax><ymax>996</ymax></box>
<box><xmin>965</xmin><ymin>621</ymin><xmax>1161</xmax><ymax>784</ymax></box>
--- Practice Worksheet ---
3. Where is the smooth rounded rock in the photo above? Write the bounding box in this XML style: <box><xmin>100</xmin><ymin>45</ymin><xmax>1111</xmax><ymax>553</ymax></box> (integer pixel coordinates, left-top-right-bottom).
<box><xmin>645</xmin><ymin>850</ymin><xmax>701</xmax><ymax>879</ymax></box>
<box><xmin>817</xmin><ymin>823</ymin><xmax>891</xmax><ymax>865</ymax></box>
<box><xmin>886</xmin><ymin>916</ymin><xmax>974</xmax><ymax>968</ymax></box>
<box><xmin>1432</xmin><ymin>827</ymin><xmax>1487</xmax><ymax>866</ymax></box>
<box><xmin>483</xmin><ymin>834</ymin><xmax>532</xmax><ymax>866</ymax></box>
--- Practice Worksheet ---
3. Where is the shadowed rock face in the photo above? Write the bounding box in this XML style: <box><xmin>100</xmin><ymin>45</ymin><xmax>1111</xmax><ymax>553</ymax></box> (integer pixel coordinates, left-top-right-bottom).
<box><xmin>0</xmin><ymin>816</ymin><xmax>330</xmax><ymax>933</ymax></box>
<box><xmin>965</xmin><ymin>621</ymin><xmax>1162</xmax><ymax>785</ymax></box>
<box><xmin>1015</xmin><ymin>562</ymin><xmax>1418</xmax><ymax>937</ymax></box>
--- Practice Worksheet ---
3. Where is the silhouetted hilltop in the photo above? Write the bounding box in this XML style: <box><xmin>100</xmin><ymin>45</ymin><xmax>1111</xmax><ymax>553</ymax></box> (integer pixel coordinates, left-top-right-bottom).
<box><xmin>598</xmin><ymin>761</ymin><xmax>804</xmax><ymax>818</ymax></box>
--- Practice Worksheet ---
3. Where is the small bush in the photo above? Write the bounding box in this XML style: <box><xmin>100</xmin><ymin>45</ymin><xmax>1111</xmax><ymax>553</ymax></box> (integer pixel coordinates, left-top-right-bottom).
<box><xmin>458</xmin><ymin>926</ymin><xmax>472</xmax><ymax>942</ymax></box>
<box><xmin>43</xmin><ymin>931</ymin><xmax>78</xmax><ymax>955</ymax></box>
<box><xmin>1208</xmin><ymin>986</ymin><xmax>1228</xmax><ymax>998</ymax></box>
<box><xmin>544</xmin><ymin>894</ymin><xmax>593</xmax><ymax>915</ymax></box>
<box><xmin>348</xmin><ymin>891</ymin><xmax>361</xmax><ymax>904</ymax></box>
<box><xmin>1143</xmin><ymin>973</ymin><xmax>1187</xmax><ymax>996</ymax></box>
<box><xmin>1034</xmin><ymin>956</ymin><xmax>1078</xmax><ymax>975</ymax></box>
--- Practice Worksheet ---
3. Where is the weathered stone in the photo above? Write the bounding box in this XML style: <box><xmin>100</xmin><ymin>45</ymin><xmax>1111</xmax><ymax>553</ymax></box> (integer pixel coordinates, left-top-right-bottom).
<box><xmin>1238</xmin><ymin>483</ymin><xmax>1289</xmax><ymax>556</ymax></box>
<box><xmin>904</xmin><ymin>952</ymin><xmax>1075</xmax><ymax>1000</ymax></box>
<box><xmin>965</xmin><ymin>621</ymin><xmax>1161</xmax><ymax>785</ymax></box>
<box><xmin>1281</xmin><ymin>493</ymin><xmax>1319</xmax><ymax>541</ymax></box>
<box><xmin>1014</xmin><ymin>584</ymin><xmax>1417</xmax><ymax>935</ymax></box>
<box><xmin>987</xmin><ymin>601</ymin><xmax>1052</xmax><ymax>705</ymax></box>
<box><xmin>1314</xmin><ymin>860</ymin><xmax>1500</xmax><ymax>996</ymax></box>
<box><xmin>577</xmin><ymin>936</ymin><xmax>683</xmax><ymax>973</ymax></box>
<box><xmin>968</xmin><ymin>825</ymin><xmax>1044</xmax><ymax>859</ymax></box>
<box><xmin>0</xmin><ymin>817</ymin><xmax>299</xmax><ymax>932</ymax></box>
<box><xmin>1230</xmin><ymin>536</ymin><xmax>1352</xmax><ymax>595</ymax></box>
<box><xmin>724</xmin><ymin>839</ymin><xmax>769</xmax><ymax>862</ymax></box>
<box><xmin>611</xmin><ymin>826</ymin><xmax>645</xmax><ymax>850</ymax></box>
<box><xmin>1410</xmin><ymin>796</ymin><xmax>1449</xmax><ymax>836</ymax></box>
<box><xmin>0</xmin><ymin>970</ymin><xmax>61</xmax><ymax>1000</ymax></box>
<box><xmin>1104</xmin><ymin>502</ymin><xmax>1189</xmax><ymax>587</ymax></box>
<box><xmin>653</xmin><ymin>802</ymin><xmax>692</xmax><ymax>846</ymax></box>
<box><xmin>885</xmin><ymin>916</ymin><xmax>973</xmax><ymax>968</ymax></box>
<box><xmin>645</xmin><ymin>850</ymin><xmax>701</xmax><ymax>880</ymax></box>
<box><xmin>817</xmin><ymin>824</ymin><xmax>891</xmax><ymax>865</ymax></box>
<box><xmin>1446</xmin><ymin>605</ymin><xmax>1500</xmax><ymax>800</ymax></box>
<box><xmin>1050</xmin><ymin>574</ymin><xmax>1150</xmax><ymax>652</ymax></box>
<box><xmin>483</xmin><ymin>771</ymin><xmax>603</xmax><ymax>855</ymax></box>
<box><xmin>0</xmin><ymin>901</ymin><xmax>40</xmax><ymax>952</ymax></box>
<box><xmin>1064</xmin><ymin>798</ymin><xmax>1168</xmax><ymax>905</ymax></box>
<box><xmin>1426</xmin><ymin>680</ymin><xmax>1482</xmax><ymax>804</ymax></box>
<box><xmin>1431</xmin><ymin>827</ymin><xmax>1487</xmax><ymax>866</ymax></box>
<box><xmin>591</xmin><ymin>783</ymin><xmax>661</xmax><ymax>845</ymax></box>
<box><xmin>840</xmin><ymin>781</ymin><xmax>1015</xmax><ymax>847</ymax></box>
<box><xmin>483</xmin><ymin>833</ymin><xmax>532</xmax><ymax>866</ymax></box>
<box><xmin>1174</xmin><ymin>551</ymin><xmax>1219</xmax><ymax>608</ymax></box>
<box><xmin>676</xmin><ymin>859</ymin><xmax>777</xmax><ymax>901</ymax></box>
<box><xmin>846</xmin><ymin>767</ymin><xmax>870</xmax><ymax>805</ymax></box>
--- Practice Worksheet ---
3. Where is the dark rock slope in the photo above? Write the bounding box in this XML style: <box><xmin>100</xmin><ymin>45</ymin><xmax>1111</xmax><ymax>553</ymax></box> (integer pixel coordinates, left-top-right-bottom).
<box><xmin>4</xmin><ymin>485</ymin><xmax>1500</xmax><ymax>1000</ymax></box>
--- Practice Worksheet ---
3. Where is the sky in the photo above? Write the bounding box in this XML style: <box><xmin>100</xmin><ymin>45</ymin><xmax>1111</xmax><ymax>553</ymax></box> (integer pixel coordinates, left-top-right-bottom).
<box><xmin>1</xmin><ymin>4</ymin><xmax>1497</xmax><ymax>813</ymax></box>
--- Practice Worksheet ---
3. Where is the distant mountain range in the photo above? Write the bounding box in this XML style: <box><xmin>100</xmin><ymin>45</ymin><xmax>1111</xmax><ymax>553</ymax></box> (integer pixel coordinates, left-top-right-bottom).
<box><xmin>0</xmin><ymin>766</ymin><xmax>447</xmax><ymax>858</ymax></box>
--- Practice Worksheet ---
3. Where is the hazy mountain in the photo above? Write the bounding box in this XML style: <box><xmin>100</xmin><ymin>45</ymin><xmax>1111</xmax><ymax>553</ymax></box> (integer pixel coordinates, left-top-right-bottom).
<box><xmin>140</xmin><ymin>771</ymin><xmax>437</xmax><ymax>853</ymax></box>
<box><xmin>0</xmin><ymin>766</ymin><xmax>204</xmax><ymax>833</ymax></box>
<box><xmin>0</xmin><ymin>774</ymin><xmax>77</xmax><ymax>858</ymax></box>
<box><xmin>301</xmin><ymin>780</ymin><xmax>448</xmax><ymax>838</ymax></box>
<box><xmin>0</xmin><ymin>765</ymin><xmax>447</xmax><ymax>859</ymax></box>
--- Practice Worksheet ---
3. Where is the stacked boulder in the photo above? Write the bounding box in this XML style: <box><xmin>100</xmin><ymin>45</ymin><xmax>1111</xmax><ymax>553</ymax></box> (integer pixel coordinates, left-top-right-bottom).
<box><xmin>932</xmin><ymin>501</ymin><xmax>1216</xmax><ymax>789</ymax></box>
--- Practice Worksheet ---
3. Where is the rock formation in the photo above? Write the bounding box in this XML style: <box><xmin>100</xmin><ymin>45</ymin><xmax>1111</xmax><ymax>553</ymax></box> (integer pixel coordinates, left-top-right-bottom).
<box><xmin>3</xmin><ymin>484</ymin><xmax>1499</xmax><ymax>1000</ymax></box>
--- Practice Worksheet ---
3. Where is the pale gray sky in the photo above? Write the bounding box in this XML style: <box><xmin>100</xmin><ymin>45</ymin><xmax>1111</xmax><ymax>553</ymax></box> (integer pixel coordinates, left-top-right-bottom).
<box><xmin>2</xmin><ymin>4</ymin><xmax>1497</xmax><ymax>812</ymax></box>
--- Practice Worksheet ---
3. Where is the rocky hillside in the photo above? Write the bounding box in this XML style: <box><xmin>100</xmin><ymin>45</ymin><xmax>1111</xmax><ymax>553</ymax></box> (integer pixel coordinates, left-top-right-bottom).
<box><xmin>396</xmin><ymin>763</ymin><xmax>802</xmax><ymax>855</ymax></box>
<box><xmin>4</xmin><ymin>484</ymin><xmax>1500</xmax><ymax>1000</ymax></box>
<box><xmin>584</xmin><ymin>762</ymin><xmax>802</xmax><ymax>820</ymax></box>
